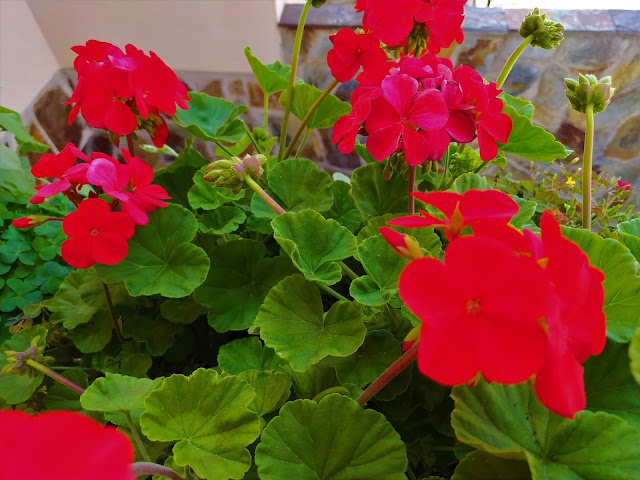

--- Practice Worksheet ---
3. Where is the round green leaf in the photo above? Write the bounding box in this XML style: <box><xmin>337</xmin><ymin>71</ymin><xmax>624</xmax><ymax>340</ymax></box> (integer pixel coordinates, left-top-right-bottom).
<box><xmin>451</xmin><ymin>172</ymin><xmax>490</xmax><ymax>193</ymax></box>
<box><xmin>451</xmin><ymin>380</ymin><xmax>640</xmax><ymax>480</ymax></box>
<box><xmin>123</xmin><ymin>314</ymin><xmax>182</xmax><ymax>356</ymax></box>
<box><xmin>81</xmin><ymin>373</ymin><xmax>163</xmax><ymax>412</ymax></box>
<box><xmin>69</xmin><ymin>310</ymin><xmax>113</xmax><ymax>353</ymax></box>
<box><xmin>325</xmin><ymin>180</ymin><xmax>361</xmax><ymax>233</ymax></box>
<box><xmin>160</xmin><ymin>296</ymin><xmax>208</xmax><ymax>324</ymax></box>
<box><xmin>251</xmin><ymin>159</ymin><xmax>333</xmax><ymax>219</ymax></box>
<box><xmin>584</xmin><ymin>339</ymin><xmax>640</xmax><ymax>429</ymax></box>
<box><xmin>141</xmin><ymin>368</ymin><xmax>260</xmax><ymax>480</ymax></box>
<box><xmin>350</xmin><ymin>235</ymin><xmax>408</xmax><ymax>306</ymax></box>
<box><xmin>350</xmin><ymin>163</ymin><xmax>408</xmax><ymax>220</ymax></box>
<box><xmin>561</xmin><ymin>227</ymin><xmax>640</xmax><ymax>342</ymax></box>
<box><xmin>193</xmin><ymin>240</ymin><xmax>297</xmax><ymax>332</ymax></box>
<box><xmin>254</xmin><ymin>274</ymin><xmax>366</xmax><ymax>371</ymax></box>
<box><xmin>237</xmin><ymin>369</ymin><xmax>292</xmax><ymax>417</ymax></box>
<box><xmin>198</xmin><ymin>206</ymin><xmax>246</xmax><ymax>234</ymax></box>
<box><xmin>0</xmin><ymin>325</ymin><xmax>47</xmax><ymax>404</ymax></box>
<box><xmin>95</xmin><ymin>204</ymin><xmax>210</xmax><ymax>298</ymax></box>
<box><xmin>217</xmin><ymin>337</ymin><xmax>285</xmax><ymax>375</ymax></box>
<box><xmin>452</xmin><ymin>450</ymin><xmax>532</xmax><ymax>480</ymax></box>
<box><xmin>278</xmin><ymin>83</ymin><xmax>351</xmax><ymax>130</ymax></box>
<box><xmin>244</xmin><ymin>47</ymin><xmax>294</xmax><ymax>96</ymax></box>
<box><xmin>255</xmin><ymin>394</ymin><xmax>408</xmax><ymax>480</ymax></box>
<box><xmin>272</xmin><ymin>210</ymin><xmax>357</xmax><ymax>285</ymax></box>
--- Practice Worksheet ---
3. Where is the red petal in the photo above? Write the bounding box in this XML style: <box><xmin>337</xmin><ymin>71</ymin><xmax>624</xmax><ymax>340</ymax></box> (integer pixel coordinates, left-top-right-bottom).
<box><xmin>91</xmin><ymin>233</ymin><xmax>130</xmax><ymax>265</ymax></box>
<box><xmin>105</xmin><ymin>101</ymin><xmax>138</xmax><ymax>135</ymax></box>
<box><xmin>535</xmin><ymin>351</ymin><xmax>586</xmax><ymax>419</ymax></box>
<box><xmin>412</xmin><ymin>191</ymin><xmax>461</xmax><ymax>217</ymax></box>
<box><xmin>459</xmin><ymin>189</ymin><xmax>519</xmax><ymax>224</ymax></box>
<box><xmin>407</xmin><ymin>89</ymin><xmax>449</xmax><ymax>131</ymax></box>
<box><xmin>381</xmin><ymin>74</ymin><xmax>419</xmax><ymax>116</ymax></box>
<box><xmin>477</xmin><ymin>125</ymin><xmax>499</xmax><ymax>161</ymax></box>
<box><xmin>61</xmin><ymin>236</ymin><xmax>95</xmax><ymax>269</ymax></box>
<box><xmin>388</xmin><ymin>214</ymin><xmax>443</xmax><ymax>228</ymax></box>
<box><xmin>446</xmin><ymin>111</ymin><xmax>476</xmax><ymax>143</ymax></box>
<box><xmin>366</xmin><ymin>123</ymin><xmax>403</xmax><ymax>162</ymax></box>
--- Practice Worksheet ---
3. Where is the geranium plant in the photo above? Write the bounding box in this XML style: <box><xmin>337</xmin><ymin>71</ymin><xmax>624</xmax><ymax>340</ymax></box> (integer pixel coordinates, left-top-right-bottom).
<box><xmin>1</xmin><ymin>2</ymin><xmax>639</xmax><ymax>480</ymax></box>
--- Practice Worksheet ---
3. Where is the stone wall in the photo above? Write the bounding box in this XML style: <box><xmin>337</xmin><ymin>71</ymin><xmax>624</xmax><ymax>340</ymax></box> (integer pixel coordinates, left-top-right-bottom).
<box><xmin>6</xmin><ymin>5</ymin><xmax>639</xmax><ymax>202</ymax></box>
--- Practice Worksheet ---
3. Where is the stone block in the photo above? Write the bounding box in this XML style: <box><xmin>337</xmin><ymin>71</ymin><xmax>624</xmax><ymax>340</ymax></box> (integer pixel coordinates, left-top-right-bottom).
<box><xmin>202</xmin><ymin>79</ymin><xmax>224</xmax><ymax>98</ymax></box>
<box><xmin>605</xmin><ymin>116</ymin><xmax>640</xmax><ymax>161</ymax></box>
<box><xmin>33</xmin><ymin>87</ymin><xmax>83</xmax><ymax>151</ymax></box>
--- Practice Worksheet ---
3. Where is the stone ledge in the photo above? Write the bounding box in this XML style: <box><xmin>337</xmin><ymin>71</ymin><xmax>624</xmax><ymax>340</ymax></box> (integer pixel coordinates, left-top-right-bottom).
<box><xmin>280</xmin><ymin>4</ymin><xmax>640</xmax><ymax>33</ymax></box>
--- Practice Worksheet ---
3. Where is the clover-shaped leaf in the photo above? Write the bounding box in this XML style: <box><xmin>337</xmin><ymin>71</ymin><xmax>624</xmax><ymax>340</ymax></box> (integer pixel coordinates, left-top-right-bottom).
<box><xmin>255</xmin><ymin>394</ymin><xmax>408</xmax><ymax>480</ymax></box>
<box><xmin>272</xmin><ymin>210</ymin><xmax>357</xmax><ymax>285</ymax></box>
<box><xmin>95</xmin><ymin>204</ymin><xmax>210</xmax><ymax>298</ymax></box>
<box><xmin>254</xmin><ymin>274</ymin><xmax>366</xmax><ymax>371</ymax></box>
<box><xmin>193</xmin><ymin>240</ymin><xmax>296</xmax><ymax>332</ymax></box>
<box><xmin>140</xmin><ymin>368</ymin><xmax>260</xmax><ymax>480</ymax></box>
<box><xmin>81</xmin><ymin>373</ymin><xmax>163</xmax><ymax>413</ymax></box>
<box><xmin>174</xmin><ymin>92</ymin><xmax>248</xmax><ymax>144</ymax></box>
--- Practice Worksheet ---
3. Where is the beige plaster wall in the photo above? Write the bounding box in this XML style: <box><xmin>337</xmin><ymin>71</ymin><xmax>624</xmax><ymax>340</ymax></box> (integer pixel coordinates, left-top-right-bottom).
<box><xmin>0</xmin><ymin>0</ymin><xmax>60</xmax><ymax>112</ymax></box>
<box><xmin>26</xmin><ymin>1</ymin><xmax>282</xmax><ymax>73</ymax></box>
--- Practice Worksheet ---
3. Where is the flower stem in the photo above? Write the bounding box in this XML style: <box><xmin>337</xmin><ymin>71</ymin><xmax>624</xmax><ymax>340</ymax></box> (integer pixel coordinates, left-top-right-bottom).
<box><xmin>496</xmin><ymin>33</ymin><xmax>534</xmax><ymax>89</ymax></box>
<box><xmin>126</xmin><ymin>134</ymin><xmax>135</xmax><ymax>156</ymax></box>
<box><xmin>311</xmin><ymin>386</ymin><xmax>350</xmax><ymax>403</ymax></box>
<box><xmin>125</xmin><ymin>410</ymin><xmax>152</xmax><ymax>463</ymax></box>
<box><xmin>245</xmin><ymin>126</ymin><xmax>262</xmax><ymax>155</ymax></box>
<box><xmin>25</xmin><ymin>359</ymin><xmax>85</xmax><ymax>395</ymax></box>
<box><xmin>278</xmin><ymin>0</ymin><xmax>313</xmax><ymax>161</ymax></box>
<box><xmin>244</xmin><ymin>175</ymin><xmax>286</xmax><ymax>215</ymax></box>
<box><xmin>582</xmin><ymin>103</ymin><xmax>595</xmax><ymax>230</ymax></box>
<box><xmin>339</xmin><ymin>261</ymin><xmax>358</xmax><ymax>280</ymax></box>
<box><xmin>315</xmin><ymin>281</ymin><xmax>348</xmax><ymax>301</ymax></box>
<box><xmin>215</xmin><ymin>142</ymin><xmax>235</xmax><ymax>158</ymax></box>
<box><xmin>264</xmin><ymin>93</ymin><xmax>270</xmax><ymax>130</ymax></box>
<box><xmin>102</xmin><ymin>282</ymin><xmax>124</xmax><ymax>343</ymax></box>
<box><xmin>295</xmin><ymin>128</ymin><xmax>311</xmax><ymax>159</ymax></box>
<box><xmin>283</xmin><ymin>77</ymin><xmax>339</xmax><ymax>160</ymax></box>
<box><xmin>131</xmin><ymin>462</ymin><xmax>186</xmax><ymax>480</ymax></box>
<box><xmin>356</xmin><ymin>341</ymin><xmax>419</xmax><ymax>405</ymax></box>
<box><xmin>408</xmin><ymin>165</ymin><xmax>417</xmax><ymax>214</ymax></box>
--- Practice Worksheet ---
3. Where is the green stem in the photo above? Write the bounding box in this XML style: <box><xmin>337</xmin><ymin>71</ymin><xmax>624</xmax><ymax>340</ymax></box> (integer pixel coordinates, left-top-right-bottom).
<box><xmin>25</xmin><ymin>359</ymin><xmax>85</xmax><ymax>395</ymax></box>
<box><xmin>456</xmin><ymin>142</ymin><xmax>466</xmax><ymax>154</ymax></box>
<box><xmin>125</xmin><ymin>410</ymin><xmax>152</xmax><ymax>463</ymax></box>
<box><xmin>278</xmin><ymin>0</ymin><xmax>313</xmax><ymax>161</ymax></box>
<box><xmin>283</xmin><ymin>77</ymin><xmax>339</xmax><ymax>160</ymax></box>
<box><xmin>295</xmin><ymin>129</ymin><xmax>311</xmax><ymax>159</ymax></box>
<box><xmin>408</xmin><ymin>165</ymin><xmax>416</xmax><ymax>214</ymax></box>
<box><xmin>496</xmin><ymin>33</ymin><xmax>534</xmax><ymax>89</ymax></box>
<box><xmin>131</xmin><ymin>463</ymin><xmax>186</xmax><ymax>480</ymax></box>
<box><xmin>356</xmin><ymin>341</ymin><xmax>419</xmax><ymax>405</ymax></box>
<box><xmin>215</xmin><ymin>142</ymin><xmax>235</xmax><ymax>158</ymax></box>
<box><xmin>339</xmin><ymin>261</ymin><xmax>358</xmax><ymax>280</ymax></box>
<box><xmin>263</xmin><ymin>93</ymin><xmax>270</xmax><ymax>130</ymax></box>
<box><xmin>101</xmin><ymin>282</ymin><xmax>123</xmax><ymax>343</ymax></box>
<box><xmin>311</xmin><ymin>386</ymin><xmax>350</xmax><ymax>403</ymax></box>
<box><xmin>583</xmin><ymin>103</ymin><xmax>595</xmax><ymax>230</ymax></box>
<box><xmin>315</xmin><ymin>282</ymin><xmax>348</xmax><ymax>301</ymax></box>
<box><xmin>245</xmin><ymin>126</ymin><xmax>262</xmax><ymax>155</ymax></box>
<box><xmin>244</xmin><ymin>175</ymin><xmax>286</xmax><ymax>215</ymax></box>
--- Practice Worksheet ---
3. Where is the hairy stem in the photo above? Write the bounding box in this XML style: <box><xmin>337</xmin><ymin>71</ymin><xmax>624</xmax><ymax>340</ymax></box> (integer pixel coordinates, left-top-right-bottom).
<box><xmin>582</xmin><ymin>103</ymin><xmax>595</xmax><ymax>230</ymax></box>
<box><xmin>278</xmin><ymin>0</ymin><xmax>313</xmax><ymax>161</ymax></box>
<box><xmin>102</xmin><ymin>282</ymin><xmax>124</xmax><ymax>343</ymax></box>
<box><xmin>244</xmin><ymin>175</ymin><xmax>286</xmax><ymax>215</ymax></box>
<box><xmin>263</xmin><ymin>93</ymin><xmax>270</xmax><ymax>130</ymax></box>
<box><xmin>283</xmin><ymin>78</ymin><xmax>339</xmax><ymax>160</ymax></box>
<box><xmin>131</xmin><ymin>462</ymin><xmax>186</xmax><ymax>480</ymax></box>
<box><xmin>125</xmin><ymin>411</ymin><xmax>151</xmax><ymax>463</ymax></box>
<box><xmin>339</xmin><ymin>261</ymin><xmax>358</xmax><ymax>280</ymax></box>
<box><xmin>356</xmin><ymin>341</ymin><xmax>419</xmax><ymax>405</ymax></box>
<box><xmin>215</xmin><ymin>142</ymin><xmax>235</xmax><ymax>158</ymax></box>
<box><xmin>315</xmin><ymin>281</ymin><xmax>348</xmax><ymax>302</ymax></box>
<box><xmin>25</xmin><ymin>359</ymin><xmax>85</xmax><ymax>395</ymax></box>
<box><xmin>408</xmin><ymin>165</ymin><xmax>417</xmax><ymax>214</ymax></box>
<box><xmin>496</xmin><ymin>34</ymin><xmax>534</xmax><ymax>89</ymax></box>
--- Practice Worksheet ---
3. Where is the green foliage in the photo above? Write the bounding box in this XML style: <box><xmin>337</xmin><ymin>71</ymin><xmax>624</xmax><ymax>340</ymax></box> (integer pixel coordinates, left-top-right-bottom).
<box><xmin>154</xmin><ymin>147</ymin><xmax>209</xmax><ymax>208</ymax></box>
<box><xmin>630</xmin><ymin>328</ymin><xmax>640</xmax><ymax>386</ymax></box>
<box><xmin>452</xmin><ymin>380</ymin><xmax>640</xmax><ymax>480</ymax></box>
<box><xmin>194</xmin><ymin>239</ymin><xmax>296</xmax><ymax>332</ymax></box>
<box><xmin>452</xmin><ymin>450</ymin><xmax>532</xmax><ymax>480</ymax></box>
<box><xmin>217</xmin><ymin>337</ymin><xmax>286</xmax><ymax>375</ymax></box>
<box><xmin>255</xmin><ymin>394</ymin><xmax>408</xmax><ymax>480</ymax></box>
<box><xmin>95</xmin><ymin>204</ymin><xmax>210</xmax><ymax>298</ymax></box>
<box><xmin>351</xmin><ymin>163</ymin><xmax>408</xmax><ymax>219</ymax></box>
<box><xmin>272</xmin><ymin>210</ymin><xmax>357</xmax><ymax>285</ymax></box>
<box><xmin>141</xmin><ymin>368</ymin><xmax>260</xmax><ymax>480</ymax></box>
<box><xmin>499</xmin><ymin>92</ymin><xmax>535</xmax><ymax>118</ymax></box>
<box><xmin>325</xmin><ymin>180</ymin><xmax>361</xmax><ymax>232</ymax></box>
<box><xmin>237</xmin><ymin>369</ymin><xmax>292</xmax><ymax>417</ymax></box>
<box><xmin>173</xmin><ymin>92</ymin><xmax>248</xmax><ymax>144</ymax></box>
<box><xmin>279</xmin><ymin>83</ymin><xmax>351</xmax><ymax>129</ymax></box>
<box><xmin>254</xmin><ymin>275</ymin><xmax>366</xmax><ymax>371</ymax></box>
<box><xmin>81</xmin><ymin>373</ymin><xmax>163</xmax><ymax>412</ymax></box>
<box><xmin>510</xmin><ymin>196</ymin><xmax>537</xmax><ymax>229</ymax></box>
<box><xmin>188</xmin><ymin>166</ymin><xmax>244</xmax><ymax>211</ymax></box>
<box><xmin>451</xmin><ymin>172</ymin><xmax>490</xmax><ymax>193</ymax></box>
<box><xmin>562</xmin><ymin>227</ymin><xmax>640</xmax><ymax>342</ymax></box>
<box><xmin>0</xmin><ymin>325</ymin><xmax>47</xmax><ymax>404</ymax></box>
<box><xmin>0</xmin><ymin>144</ymin><xmax>35</xmax><ymax>193</ymax></box>
<box><xmin>198</xmin><ymin>206</ymin><xmax>246</xmax><ymax>234</ymax></box>
<box><xmin>0</xmin><ymin>106</ymin><xmax>49</xmax><ymax>153</ymax></box>
<box><xmin>244</xmin><ymin>47</ymin><xmax>300</xmax><ymax>96</ymax></box>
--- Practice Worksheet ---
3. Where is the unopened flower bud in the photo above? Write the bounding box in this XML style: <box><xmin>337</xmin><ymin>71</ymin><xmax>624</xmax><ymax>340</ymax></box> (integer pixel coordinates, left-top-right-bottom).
<box><xmin>241</xmin><ymin>154</ymin><xmax>266</xmax><ymax>181</ymax></box>
<box><xmin>379</xmin><ymin>227</ymin><xmax>424</xmax><ymax>261</ymax></box>
<box><xmin>519</xmin><ymin>8</ymin><xmax>564</xmax><ymax>50</ymax></box>
<box><xmin>565</xmin><ymin>73</ymin><xmax>615</xmax><ymax>114</ymax></box>
<box><xmin>11</xmin><ymin>215</ymin><xmax>56</xmax><ymax>229</ymax></box>
<box><xmin>311</xmin><ymin>0</ymin><xmax>327</xmax><ymax>7</ymax></box>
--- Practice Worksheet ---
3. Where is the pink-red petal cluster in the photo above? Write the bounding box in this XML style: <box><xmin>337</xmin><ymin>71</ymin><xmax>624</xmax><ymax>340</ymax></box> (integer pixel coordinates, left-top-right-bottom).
<box><xmin>0</xmin><ymin>409</ymin><xmax>135</xmax><ymax>480</ymax></box>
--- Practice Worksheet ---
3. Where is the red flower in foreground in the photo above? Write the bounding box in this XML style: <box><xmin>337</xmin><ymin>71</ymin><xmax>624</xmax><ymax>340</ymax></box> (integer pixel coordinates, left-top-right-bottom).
<box><xmin>0</xmin><ymin>409</ymin><xmax>135</xmax><ymax>480</ymax></box>
<box><xmin>61</xmin><ymin>198</ymin><xmax>135</xmax><ymax>269</ymax></box>
<box><xmin>327</xmin><ymin>28</ymin><xmax>387</xmax><ymax>82</ymax></box>
<box><xmin>399</xmin><ymin>235</ymin><xmax>552</xmax><ymax>385</ymax></box>
<box><xmin>389</xmin><ymin>189</ymin><xmax>518</xmax><ymax>240</ymax></box>
<box><xmin>11</xmin><ymin>216</ymin><xmax>60</xmax><ymax>229</ymax></box>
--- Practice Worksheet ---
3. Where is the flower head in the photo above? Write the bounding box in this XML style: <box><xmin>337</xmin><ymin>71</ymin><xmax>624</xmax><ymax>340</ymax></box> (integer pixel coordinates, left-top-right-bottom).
<box><xmin>327</xmin><ymin>28</ymin><xmax>387</xmax><ymax>83</ymax></box>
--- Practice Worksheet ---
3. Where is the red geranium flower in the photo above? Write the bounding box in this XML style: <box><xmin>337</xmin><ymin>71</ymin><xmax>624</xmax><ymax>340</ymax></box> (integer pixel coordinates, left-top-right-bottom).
<box><xmin>378</xmin><ymin>226</ymin><xmax>423</xmax><ymax>260</ymax></box>
<box><xmin>617</xmin><ymin>179</ymin><xmax>631</xmax><ymax>191</ymax></box>
<box><xmin>365</xmin><ymin>74</ymin><xmax>448</xmax><ymax>165</ymax></box>
<box><xmin>389</xmin><ymin>189</ymin><xmax>518</xmax><ymax>240</ymax></box>
<box><xmin>0</xmin><ymin>410</ymin><xmax>135</xmax><ymax>480</ymax></box>
<box><xmin>399</xmin><ymin>235</ymin><xmax>552</xmax><ymax>385</ymax></box>
<box><xmin>327</xmin><ymin>28</ymin><xmax>387</xmax><ymax>83</ymax></box>
<box><xmin>61</xmin><ymin>198</ymin><xmax>135</xmax><ymax>269</ymax></box>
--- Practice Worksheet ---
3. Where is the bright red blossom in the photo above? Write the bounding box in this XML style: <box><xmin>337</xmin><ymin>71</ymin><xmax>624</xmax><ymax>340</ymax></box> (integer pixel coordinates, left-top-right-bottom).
<box><xmin>61</xmin><ymin>198</ymin><xmax>135</xmax><ymax>269</ymax></box>
<box><xmin>0</xmin><ymin>409</ymin><xmax>135</xmax><ymax>480</ymax></box>
<box><xmin>327</xmin><ymin>28</ymin><xmax>387</xmax><ymax>83</ymax></box>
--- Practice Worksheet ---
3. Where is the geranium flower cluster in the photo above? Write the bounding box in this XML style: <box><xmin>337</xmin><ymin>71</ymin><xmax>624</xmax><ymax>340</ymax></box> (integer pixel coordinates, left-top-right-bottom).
<box><xmin>330</xmin><ymin>48</ymin><xmax>511</xmax><ymax>165</ymax></box>
<box><xmin>12</xmin><ymin>143</ymin><xmax>170</xmax><ymax>269</ymax></box>
<box><xmin>382</xmin><ymin>189</ymin><xmax>606</xmax><ymax>418</ymax></box>
<box><xmin>67</xmin><ymin>40</ymin><xmax>190</xmax><ymax>147</ymax></box>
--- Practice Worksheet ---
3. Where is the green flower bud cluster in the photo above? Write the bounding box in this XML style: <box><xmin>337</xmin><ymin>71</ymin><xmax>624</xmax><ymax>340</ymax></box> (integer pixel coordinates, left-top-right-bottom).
<box><xmin>519</xmin><ymin>8</ymin><xmax>564</xmax><ymax>50</ymax></box>
<box><xmin>406</xmin><ymin>23</ymin><xmax>429</xmax><ymax>56</ymax></box>
<box><xmin>565</xmin><ymin>74</ymin><xmax>615</xmax><ymax>114</ymax></box>
<box><xmin>1</xmin><ymin>337</ymin><xmax>53</xmax><ymax>378</ymax></box>
<box><xmin>311</xmin><ymin>0</ymin><xmax>327</xmax><ymax>8</ymax></box>
<box><xmin>204</xmin><ymin>154</ymin><xmax>267</xmax><ymax>193</ymax></box>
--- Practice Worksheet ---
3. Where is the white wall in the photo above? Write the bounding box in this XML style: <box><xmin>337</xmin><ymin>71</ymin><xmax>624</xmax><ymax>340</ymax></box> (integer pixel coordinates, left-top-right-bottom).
<box><xmin>0</xmin><ymin>0</ymin><xmax>60</xmax><ymax>112</ymax></box>
<box><xmin>27</xmin><ymin>1</ymin><xmax>282</xmax><ymax>73</ymax></box>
